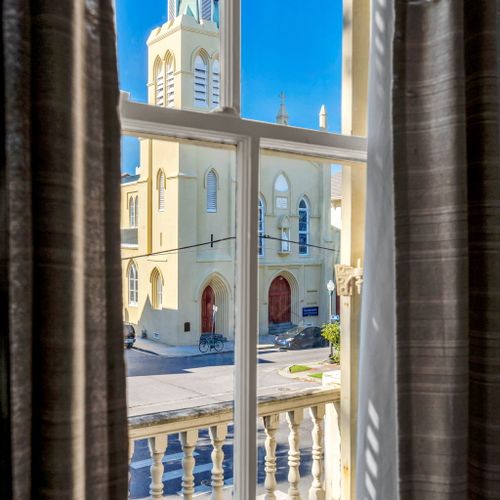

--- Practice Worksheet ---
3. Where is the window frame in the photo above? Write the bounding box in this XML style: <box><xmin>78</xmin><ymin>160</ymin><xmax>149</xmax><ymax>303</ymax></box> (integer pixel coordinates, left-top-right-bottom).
<box><xmin>119</xmin><ymin>3</ymin><xmax>366</xmax><ymax>495</ymax></box>
<box><xmin>298</xmin><ymin>198</ymin><xmax>309</xmax><ymax>256</ymax></box>
<box><xmin>128</xmin><ymin>262</ymin><xmax>138</xmax><ymax>306</ymax></box>
<box><xmin>206</xmin><ymin>168</ymin><xmax>218</xmax><ymax>212</ymax></box>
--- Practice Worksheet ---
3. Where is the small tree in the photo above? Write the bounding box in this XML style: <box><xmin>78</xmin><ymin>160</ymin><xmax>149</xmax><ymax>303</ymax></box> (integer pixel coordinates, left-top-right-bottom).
<box><xmin>321</xmin><ymin>321</ymin><xmax>340</xmax><ymax>364</ymax></box>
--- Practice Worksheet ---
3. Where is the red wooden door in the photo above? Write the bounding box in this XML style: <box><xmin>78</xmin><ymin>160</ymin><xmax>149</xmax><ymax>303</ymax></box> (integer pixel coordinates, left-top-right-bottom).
<box><xmin>201</xmin><ymin>285</ymin><xmax>215</xmax><ymax>333</ymax></box>
<box><xmin>268</xmin><ymin>276</ymin><xmax>291</xmax><ymax>324</ymax></box>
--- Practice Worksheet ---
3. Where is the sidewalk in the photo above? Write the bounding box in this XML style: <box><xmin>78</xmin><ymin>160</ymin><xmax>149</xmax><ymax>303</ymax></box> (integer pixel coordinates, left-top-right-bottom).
<box><xmin>133</xmin><ymin>334</ymin><xmax>276</xmax><ymax>358</ymax></box>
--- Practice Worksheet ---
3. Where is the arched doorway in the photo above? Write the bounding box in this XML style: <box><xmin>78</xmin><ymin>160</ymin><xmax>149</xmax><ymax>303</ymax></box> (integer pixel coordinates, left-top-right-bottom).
<box><xmin>201</xmin><ymin>285</ymin><xmax>215</xmax><ymax>333</ymax></box>
<box><xmin>268</xmin><ymin>275</ymin><xmax>291</xmax><ymax>324</ymax></box>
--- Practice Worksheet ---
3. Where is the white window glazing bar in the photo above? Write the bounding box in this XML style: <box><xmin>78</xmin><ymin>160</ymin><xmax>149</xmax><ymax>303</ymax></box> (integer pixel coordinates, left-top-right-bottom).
<box><xmin>120</xmin><ymin>97</ymin><xmax>367</xmax><ymax>163</ymax></box>
<box><xmin>219</xmin><ymin>0</ymin><xmax>240</xmax><ymax>115</ymax></box>
<box><xmin>233</xmin><ymin>136</ymin><xmax>259</xmax><ymax>499</ymax></box>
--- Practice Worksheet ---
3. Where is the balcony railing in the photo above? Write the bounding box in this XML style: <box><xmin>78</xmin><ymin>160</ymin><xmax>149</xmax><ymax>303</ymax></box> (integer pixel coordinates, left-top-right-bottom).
<box><xmin>128</xmin><ymin>385</ymin><xmax>340</xmax><ymax>499</ymax></box>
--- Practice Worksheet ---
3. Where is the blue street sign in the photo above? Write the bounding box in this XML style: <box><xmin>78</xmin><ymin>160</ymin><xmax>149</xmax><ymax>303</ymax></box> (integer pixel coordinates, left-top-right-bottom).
<box><xmin>302</xmin><ymin>306</ymin><xmax>319</xmax><ymax>317</ymax></box>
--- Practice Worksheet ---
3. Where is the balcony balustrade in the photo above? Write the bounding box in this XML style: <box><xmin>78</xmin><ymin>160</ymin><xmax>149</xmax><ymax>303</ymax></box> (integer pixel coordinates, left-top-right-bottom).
<box><xmin>128</xmin><ymin>385</ymin><xmax>340</xmax><ymax>499</ymax></box>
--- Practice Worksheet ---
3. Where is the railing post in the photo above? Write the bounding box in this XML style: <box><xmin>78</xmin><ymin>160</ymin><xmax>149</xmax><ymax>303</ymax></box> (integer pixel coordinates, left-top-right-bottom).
<box><xmin>263</xmin><ymin>414</ymin><xmax>280</xmax><ymax>499</ymax></box>
<box><xmin>209</xmin><ymin>424</ymin><xmax>227</xmax><ymax>499</ymax></box>
<box><xmin>148</xmin><ymin>434</ymin><xmax>167</xmax><ymax>499</ymax></box>
<box><xmin>309</xmin><ymin>405</ymin><xmax>326</xmax><ymax>500</ymax></box>
<box><xmin>180</xmin><ymin>429</ymin><xmax>199</xmax><ymax>499</ymax></box>
<box><xmin>286</xmin><ymin>409</ymin><xmax>304</xmax><ymax>499</ymax></box>
<box><xmin>128</xmin><ymin>439</ymin><xmax>135</xmax><ymax>499</ymax></box>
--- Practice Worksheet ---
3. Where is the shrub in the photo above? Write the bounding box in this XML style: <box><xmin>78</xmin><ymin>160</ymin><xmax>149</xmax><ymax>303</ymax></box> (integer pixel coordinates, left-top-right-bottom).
<box><xmin>321</xmin><ymin>321</ymin><xmax>340</xmax><ymax>364</ymax></box>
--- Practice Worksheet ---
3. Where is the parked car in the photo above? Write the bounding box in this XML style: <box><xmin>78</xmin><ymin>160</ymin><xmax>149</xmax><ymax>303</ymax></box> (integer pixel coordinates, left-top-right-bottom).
<box><xmin>123</xmin><ymin>323</ymin><xmax>136</xmax><ymax>349</ymax></box>
<box><xmin>274</xmin><ymin>326</ymin><xmax>328</xmax><ymax>350</ymax></box>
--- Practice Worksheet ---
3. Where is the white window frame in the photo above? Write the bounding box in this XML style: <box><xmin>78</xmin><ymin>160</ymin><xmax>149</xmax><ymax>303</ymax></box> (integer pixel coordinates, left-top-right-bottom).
<box><xmin>258</xmin><ymin>196</ymin><xmax>265</xmax><ymax>257</ymax></box>
<box><xmin>298</xmin><ymin>198</ymin><xmax>309</xmax><ymax>255</ymax></box>
<box><xmin>158</xmin><ymin>171</ymin><xmax>165</xmax><ymax>211</ymax></box>
<box><xmin>206</xmin><ymin>169</ymin><xmax>218</xmax><ymax>212</ymax></box>
<box><xmin>129</xmin><ymin>195</ymin><xmax>136</xmax><ymax>227</ymax></box>
<box><xmin>194</xmin><ymin>54</ymin><xmax>208</xmax><ymax>107</ymax></box>
<box><xmin>119</xmin><ymin>2</ymin><xmax>366</xmax><ymax>495</ymax></box>
<box><xmin>211</xmin><ymin>59</ymin><xmax>220</xmax><ymax>107</ymax></box>
<box><xmin>128</xmin><ymin>263</ymin><xmax>138</xmax><ymax>306</ymax></box>
<box><xmin>166</xmin><ymin>59</ymin><xmax>175</xmax><ymax>108</ymax></box>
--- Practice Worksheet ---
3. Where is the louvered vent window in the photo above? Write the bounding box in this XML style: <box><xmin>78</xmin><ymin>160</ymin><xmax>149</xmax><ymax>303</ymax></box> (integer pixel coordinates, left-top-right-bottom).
<box><xmin>156</xmin><ymin>67</ymin><xmax>164</xmax><ymax>106</ymax></box>
<box><xmin>166</xmin><ymin>61</ymin><xmax>174</xmax><ymax>107</ymax></box>
<box><xmin>159</xmin><ymin>172</ymin><xmax>165</xmax><ymax>211</ymax></box>
<box><xmin>201</xmin><ymin>0</ymin><xmax>212</xmax><ymax>20</ymax></box>
<box><xmin>212</xmin><ymin>60</ymin><xmax>220</xmax><ymax>107</ymax></box>
<box><xmin>194</xmin><ymin>55</ymin><xmax>208</xmax><ymax>107</ymax></box>
<box><xmin>207</xmin><ymin>170</ymin><xmax>217</xmax><ymax>212</ymax></box>
<box><xmin>128</xmin><ymin>263</ymin><xmax>138</xmax><ymax>306</ymax></box>
<box><xmin>129</xmin><ymin>196</ymin><xmax>136</xmax><ymax>227</ymax></box>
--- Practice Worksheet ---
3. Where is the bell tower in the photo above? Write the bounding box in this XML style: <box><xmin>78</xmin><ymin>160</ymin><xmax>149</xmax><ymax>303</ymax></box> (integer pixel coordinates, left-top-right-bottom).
<box><xmin>147</xmin><ymin>0</ymin><xmax>220</xmax><ymax>110</ymax></box>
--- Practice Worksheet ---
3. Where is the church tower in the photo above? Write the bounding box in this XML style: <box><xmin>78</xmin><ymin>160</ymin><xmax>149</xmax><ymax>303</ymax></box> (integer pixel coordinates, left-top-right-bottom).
<box><xmin>147</xmin><ymin>0</ymin><xmax>220</xmax><ymax>111</ymax></box>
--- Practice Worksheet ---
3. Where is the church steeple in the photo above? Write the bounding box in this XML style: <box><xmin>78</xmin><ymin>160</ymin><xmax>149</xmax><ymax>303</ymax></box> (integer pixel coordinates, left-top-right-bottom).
<box><xmin>168</xmin><ymin>0</ymin><xmax>218</xmax><ymax>26</ymax></box>
<box><xmin>276</xmin><ymin>92</ymin><xmax>289</xmax><ymax>125</ymax></box>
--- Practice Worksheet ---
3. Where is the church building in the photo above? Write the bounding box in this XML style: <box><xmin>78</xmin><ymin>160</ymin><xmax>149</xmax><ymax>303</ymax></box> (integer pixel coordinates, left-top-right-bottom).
<box><xmin>120</xmin><ymin>0</ymin><xmax>337</xmax><ymax>345</ymax></box>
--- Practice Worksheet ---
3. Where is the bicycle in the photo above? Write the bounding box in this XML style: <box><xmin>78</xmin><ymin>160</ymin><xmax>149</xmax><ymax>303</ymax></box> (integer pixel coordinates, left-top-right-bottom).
<box><xmin>199</xmin><ymin>333</ymin><xmax>225</xmax><ymax>353</ymax></box>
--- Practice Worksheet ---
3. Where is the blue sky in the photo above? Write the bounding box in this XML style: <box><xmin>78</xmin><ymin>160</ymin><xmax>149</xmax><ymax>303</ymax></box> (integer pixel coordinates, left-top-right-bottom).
<box><xmin>116</xmin><ymin>1</ymin><xmax>343</xmax><ymax>173</ymax></box>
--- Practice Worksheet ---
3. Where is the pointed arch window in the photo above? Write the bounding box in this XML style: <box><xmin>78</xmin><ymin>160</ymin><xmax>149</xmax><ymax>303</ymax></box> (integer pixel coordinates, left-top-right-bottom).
<box><xmin>128</xmin><ymin>263</ymin><xmax>138</xmax><ymax>306</ymax></box>
<box><xmin>134</xmin><ymin>196</ymin><xmax>139</xmax><ymax>226</ymax></box>
<box><xmin>207</xmin><ymin>169</ymin><xmax>217</xmax><ymax>212</ymax></box>
<box><xmin>158</xmin><ymin>171</ymin><xmax>165</xmax><ymax>211</ymax></box>
<box><xmin>129</xmin><ymin>195</ymin><xmax>136</xmax><ymax>227</ymax></box>
<box><xmin>166</xmin><ymin>57</ymin><xmax>175</xmax><ymax>107</ymax></box>
<box><xmin>298</xmin><ymin>198</ymin><xmax>309</xmax><ymax>255</ymax></box>
<box><xmin>155</xmin><ymin>61</ymin><xmax>164</xmax><ymax>106</ymax></box>
<box><xmin>194</xmin><ymin>55</ymin><xmax>208</xmax><ymax>107</ymax></box>
<box><xmin>211</xmin><ymin>59</ymin><xmax>220</xmax><ymax>107</ymax></box>
<box><xmin>151</xmin><ymin>269</ymin><xmax>163</xmax><ymax>310</ymax></box>
<box><xmin>258</xmin><ymin>197</ymin><xmax>265</xmax><ymax>256</ymax></box>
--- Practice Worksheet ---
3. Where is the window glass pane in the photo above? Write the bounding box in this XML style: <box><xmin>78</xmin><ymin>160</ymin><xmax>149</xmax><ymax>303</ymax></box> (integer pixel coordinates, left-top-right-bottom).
<box><xmin>123</xmin><ymin>137</ymin><xmax>237</xmax><ymax>498</ymax></box>
<box><xmin>116</xmin><ymin>0</ymin><xmax>222</xmax><ymax>111</ymax></box>
<box><xmin>256</xmin><ymin>150</ymin><xmax>340</xmax><ymax>496</ymax></box>
<box><xmin>242</xmin><ymin>0</ymin><xmax>342</xmax><ymax>131</ymax></box>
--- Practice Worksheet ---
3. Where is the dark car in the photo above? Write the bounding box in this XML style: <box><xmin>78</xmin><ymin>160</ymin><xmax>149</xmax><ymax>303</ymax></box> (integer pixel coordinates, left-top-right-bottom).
<box><xmin>123</xmin><ymin>323</ymin><xmax>136</xmax><ymax>349</ymax></box>
<box><xmin>274</xmin><ymin>326</ymin><xmax>328</xmax><ymax>350</ymax></box>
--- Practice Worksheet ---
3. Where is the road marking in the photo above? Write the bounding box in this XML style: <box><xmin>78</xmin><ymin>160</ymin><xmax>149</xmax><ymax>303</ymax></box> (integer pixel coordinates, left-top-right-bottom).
<box><xmin>130</xmin><ymin>451</ymin><xmax>199</xmax><ymax>470</ymax></box>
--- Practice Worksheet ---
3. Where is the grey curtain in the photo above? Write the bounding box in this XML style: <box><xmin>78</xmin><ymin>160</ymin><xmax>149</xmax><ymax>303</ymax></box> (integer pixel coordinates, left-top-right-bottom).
<box><xmin>357</xmin><ymin>1</ymin><xmax>500</xmax><ymax>499</ymax></box>
<box><xmin>1</xmin><ymin>1</ymin><xmax>128</xmax><ymax>499</ymax></box>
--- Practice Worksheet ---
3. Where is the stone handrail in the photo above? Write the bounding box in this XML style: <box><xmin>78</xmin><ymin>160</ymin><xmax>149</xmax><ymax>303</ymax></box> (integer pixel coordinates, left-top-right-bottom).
<box><xmin>128</xmin><ymin>386</ymin><xmax>340</xmax><ymax>499</ymax></box>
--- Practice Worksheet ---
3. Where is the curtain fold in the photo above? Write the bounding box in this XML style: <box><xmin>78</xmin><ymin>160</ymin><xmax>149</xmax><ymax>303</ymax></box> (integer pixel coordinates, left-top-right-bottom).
<box><xmin>2</xmin><ymin>1</ymin><xmax>128</xmax><ymax>498</ymax></box>
<box><xmin>358</xmin><ymin>0</ymin><xmax>500</xmax><ymax>498</ymax></box>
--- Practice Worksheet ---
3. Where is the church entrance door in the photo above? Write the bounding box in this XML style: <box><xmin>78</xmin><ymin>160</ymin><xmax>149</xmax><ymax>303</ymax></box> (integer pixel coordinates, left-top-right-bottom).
<box><xmin>201</xmin><ymin>285</ymin><xmax>215</xmax><ymax>333</ymax></box>
<box><xmin>268</xmin><ymin>276</ymin><xmax>291</xmax><ymax>324</ymax></box>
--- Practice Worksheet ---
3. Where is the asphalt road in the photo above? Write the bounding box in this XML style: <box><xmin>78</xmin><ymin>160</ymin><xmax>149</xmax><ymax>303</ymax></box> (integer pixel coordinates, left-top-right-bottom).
<box><xmin>126</xmin><ymin>346</ymin><xmax>333</xmax><ymax>498</ymax></box>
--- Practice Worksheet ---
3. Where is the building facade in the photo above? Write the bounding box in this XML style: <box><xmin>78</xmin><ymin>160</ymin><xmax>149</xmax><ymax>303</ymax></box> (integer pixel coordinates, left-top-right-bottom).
<box><xmin>121</xmin><ymin>1</ymin><xmax>338</xmax><ymax>345</ymax></box>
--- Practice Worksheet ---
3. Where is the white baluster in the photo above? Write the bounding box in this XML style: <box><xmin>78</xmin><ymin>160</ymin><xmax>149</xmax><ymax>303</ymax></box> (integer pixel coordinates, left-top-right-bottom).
<box><xmin>308</xmin><ymin>405</ymin><xmax>326</xmax><ymax>500</ymax></box>
<box><xmin>128</xmin><ymin>439</ymin><xmax>135</xmax><ymax>499</ymax></box>
<box><xmin>263</xmin><ymin>414</ymin><xmax>280</xmax><ymax>500</ymax></box>
<box><xmin>209</xmin><ymin>424</ymin><xmax>227</xmax><ymax>499</ymax></box>
<box><xmin>148</xmin><ymin>435</ymin><xmax>168</xmax><ymax>499</ymax></box>
<box><xmin>286</xmin><ymin>409</ymin><xmax>304</xmax><ymax>499</ymax></box>
<box><xmin>180</xmin><ymin>429</ymin><xmax>199</xmax><ymax>499</ymax></box>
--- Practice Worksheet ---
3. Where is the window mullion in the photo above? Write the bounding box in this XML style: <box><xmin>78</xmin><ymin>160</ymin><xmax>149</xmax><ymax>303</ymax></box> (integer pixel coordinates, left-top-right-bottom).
<box><xmin>220</xmin><ymin>0</ymin><xmax>240</xmax><ymax>114</ymax></box>
<box><xmin>233</xmin><ymin>135</ymin><xmax>259</xmax><ymax>499</ymax></box>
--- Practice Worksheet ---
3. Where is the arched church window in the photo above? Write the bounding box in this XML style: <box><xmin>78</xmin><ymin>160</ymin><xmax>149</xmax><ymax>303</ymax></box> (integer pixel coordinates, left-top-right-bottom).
<box><xmin>158</xmin><ymin>171</ymin><xmax>165</xmax><ymax>211</ymax></box>
<box><xmin>128</xmin><ymin>263</ymin><xmax>138</xmax><ymax>306</ymax></box>
<box><xmin>298</xmin><ymin>198</ymin><xmax>309</xmax><ymax>255</ymax></box>
<box><xmin>194</xmin><ymin>55</ymin><xmax>208</xmax><ymax>107</ymax></box>
<box><xmin>211</xmin><ymin>59</ymin><xmax>220</xmax><ymax>107</ymax></box>
<box><xmin>166</xmin><ymin>55</ymin><xmax>174</xmax><ymax>107</ymax></box>
<box><xmin>258</xmin><ymin>197</ymin><xmax>265</xmax><ymax>256</ymax></box>
<box><xmin>135</xmin><ymin>196</ymin><xmax>139</xmax><ymax>226</ymax></box>
<box><xmin>207</xmin><ymin>169</ymin><xmax>218</xmax><ymax>212</ymax></box>
<box><xmin>154</xmin><ymin>58</ymin><xmax>164</xmax><ymax>106</ymax></box>
<box><xmin>129</xmin><ymin>195</ymin><xmax>136</xmax><ymax>227</ymax></box>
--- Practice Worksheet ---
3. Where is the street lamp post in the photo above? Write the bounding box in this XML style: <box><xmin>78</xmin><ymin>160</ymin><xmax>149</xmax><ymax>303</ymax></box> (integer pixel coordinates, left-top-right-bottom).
<box><xmin>326</xmin><ymin>280</ymin><xmax>336</xmax><ymax>358</ymax></box>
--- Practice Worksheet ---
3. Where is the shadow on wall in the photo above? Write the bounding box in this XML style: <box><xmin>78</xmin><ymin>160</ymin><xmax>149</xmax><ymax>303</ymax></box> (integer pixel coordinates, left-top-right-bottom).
<box><xmin>361</xmin><ymin>399</ymin><xmax>380</xmax><ymax>500</ymax></box>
